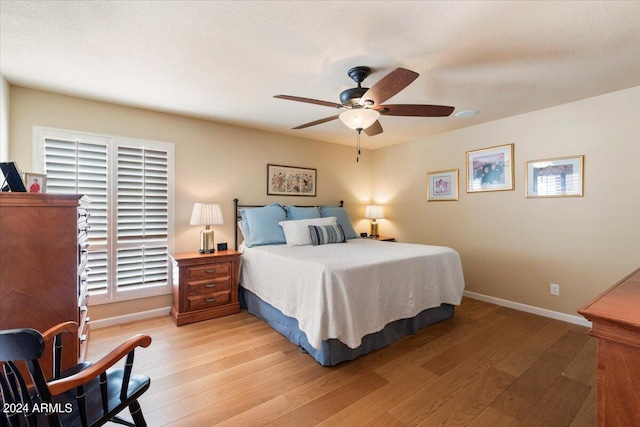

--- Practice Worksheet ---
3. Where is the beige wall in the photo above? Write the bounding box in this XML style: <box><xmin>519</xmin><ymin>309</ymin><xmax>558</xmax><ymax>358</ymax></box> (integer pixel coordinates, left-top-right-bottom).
<box><xmin>8</xmin><ymin>86</ymin><xmax>374</xmax><ymax>320</ymax></box>
<box><xmin>373</xmin><ymin>86</ymin><xmax>640</xmax><ymax>317</ymax></box>
<box><xmin>7</xmin><ymin>85</ymin><xmax>640</xmax><ymax>322</ymax></box>
<box><xmin>0</xmin><ymin>76</ymin><xmax>9</xmax><ymax>162</ymax></box>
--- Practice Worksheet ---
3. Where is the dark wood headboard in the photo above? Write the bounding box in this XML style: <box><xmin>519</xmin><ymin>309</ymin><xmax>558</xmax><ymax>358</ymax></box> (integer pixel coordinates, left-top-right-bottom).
<box><xmin>233</xmin><ymin>198</ymin><xmax>344</xmax><ymax>250</ymax></box>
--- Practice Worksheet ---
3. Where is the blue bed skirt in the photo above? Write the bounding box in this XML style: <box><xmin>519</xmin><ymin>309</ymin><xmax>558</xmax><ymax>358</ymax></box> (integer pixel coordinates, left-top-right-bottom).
<box><xmin>240</xmin><ymin>286</ymin><xmax>454</xmax><ymax>366</ymax></box>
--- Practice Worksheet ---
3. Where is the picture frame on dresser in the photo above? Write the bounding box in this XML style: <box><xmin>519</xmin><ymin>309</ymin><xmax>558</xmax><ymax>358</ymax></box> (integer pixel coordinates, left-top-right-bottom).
<box><xmin>0</xmin><ymin>161</ymin><xmax>27</xmax><ymax>192</ymax></box>
<box><xmin>24</xmin><ymin>172</ymin><xmax>47</xmax><ymax>193</ymax></box>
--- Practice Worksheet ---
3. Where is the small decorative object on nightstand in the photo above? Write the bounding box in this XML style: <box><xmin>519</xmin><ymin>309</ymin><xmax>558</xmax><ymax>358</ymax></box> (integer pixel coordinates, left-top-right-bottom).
<box><xmin>190</xmin><ymin>203</ymin><xmax>224</xmax><ymax>253</ymax></box>
<box><xmin>169</xmin><ymin>250</ymin><xmax>241</xmax><ymax>326</ymax></box>
<box><xmin>373</xmin><ymin>236</ymin><xmax>395</xmax><ymax>242</ymax></box>
<box><xmin>365</xmin><ymin>205</ymin><xmax>384</xmax><ymax>238</ymax></box>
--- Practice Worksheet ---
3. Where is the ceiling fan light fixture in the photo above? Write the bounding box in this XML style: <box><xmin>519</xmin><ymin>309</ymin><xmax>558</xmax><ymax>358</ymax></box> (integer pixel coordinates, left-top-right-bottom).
<box><xmin>339</xmin><ymin>108</ymin><xmax>380</xmax><ymax>131</ymax></box>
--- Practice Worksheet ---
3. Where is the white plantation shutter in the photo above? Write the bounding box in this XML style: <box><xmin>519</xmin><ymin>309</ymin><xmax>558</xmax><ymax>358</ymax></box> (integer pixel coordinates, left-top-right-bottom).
<box><xmin>116</xmin><ymin>145</ymin><xmax>170</xmax><ymax>293</ymax></box>
<box><xmin>35</xmin><ymin>127</ymin><xmax>174</xmax><ymax>304</ymax></box>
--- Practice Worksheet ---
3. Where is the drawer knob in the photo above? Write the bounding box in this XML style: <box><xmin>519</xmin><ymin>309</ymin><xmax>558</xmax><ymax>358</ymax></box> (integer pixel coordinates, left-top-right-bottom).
<box><xmin>205</xmin><ymin>297</ymin><xmax>217</xmax><ymax>303</ymax></box>
<box><xmin>205</xmin><ymin>269</ymin><xmax>217</xmax><ymax>274</ymax></box>
<box><xmin>206</xmin><ymin>283</ymin><xmax>217</xmax><ymax>288</ymax></box>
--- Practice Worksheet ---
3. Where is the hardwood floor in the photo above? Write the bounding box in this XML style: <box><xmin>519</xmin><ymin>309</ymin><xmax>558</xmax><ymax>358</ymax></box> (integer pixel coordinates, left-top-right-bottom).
<box><xmin>89</xmin><ymin>298</ymin><xmax>596</xmax><ymax>426</ymax></box>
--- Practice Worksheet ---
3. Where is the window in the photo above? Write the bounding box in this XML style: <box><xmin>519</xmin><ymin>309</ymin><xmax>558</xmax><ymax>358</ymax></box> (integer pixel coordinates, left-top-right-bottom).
<box><xmin>34</xmin><ymin>126</ymin><xmax>174</xmax><ymax>304</ymax></box>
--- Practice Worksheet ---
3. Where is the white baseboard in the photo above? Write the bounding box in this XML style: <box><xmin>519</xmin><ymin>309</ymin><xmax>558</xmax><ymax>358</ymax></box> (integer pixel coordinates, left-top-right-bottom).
<box><xmin>463</xmin><ymin>290</ymin><xmax>592</xmax><ymax>328</ymax></box>
<box><xmin>91</xmin><ymin>294</ymin><xmax>591</xmax><ymax>330</ymax></box>
<box><xmin>90</xmin><ymin>307</ymin><xmax>171</xmax><ymax>329</ymax></box>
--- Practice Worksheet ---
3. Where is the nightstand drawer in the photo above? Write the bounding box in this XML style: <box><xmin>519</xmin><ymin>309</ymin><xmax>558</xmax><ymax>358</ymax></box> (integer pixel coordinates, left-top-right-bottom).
<box><xmin>187</xmin><ymin>262</ymin><xmax>230</xmax><ymax>280</ymax></box>
<box><xmin>187</xmin><ymin>290</ymin><xmax>231</xmax><ymax>311</ymax></box>
<box><xmin>187</xmin><ymin>276</ymin><xmax>232</xmax><ymax>295</ymax></box>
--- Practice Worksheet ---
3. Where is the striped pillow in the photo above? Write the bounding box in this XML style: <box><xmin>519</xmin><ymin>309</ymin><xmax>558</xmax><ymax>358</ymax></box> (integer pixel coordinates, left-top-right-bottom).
<box><xmin>308</xmin><ymin>224</ymin><xmax>347</xmax><ymax>246</ymax></box>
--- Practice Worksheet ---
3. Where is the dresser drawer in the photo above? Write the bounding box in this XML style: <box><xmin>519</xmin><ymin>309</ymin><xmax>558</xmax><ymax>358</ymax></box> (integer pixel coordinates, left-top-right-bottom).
<box><xmin>187</xmin><ymin>276</ymin><xmax>232</xmax><ymax>295</ymax></box>
<box><xmin>187</xmin><ymin>262</ymin><xmax>230</xmax><ymax>280</ymax></box>
<box><xmin>187</xmin><ymin>290</ymin><xmax>231</xmax><ymax>311</ymax></box>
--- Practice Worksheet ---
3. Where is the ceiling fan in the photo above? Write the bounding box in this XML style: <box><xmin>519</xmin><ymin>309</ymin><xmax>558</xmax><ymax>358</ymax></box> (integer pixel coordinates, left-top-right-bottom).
<box><xmin>274</xmin><ymin>66</ymin><xmax>455</xmax><ymax>138</ymax></box>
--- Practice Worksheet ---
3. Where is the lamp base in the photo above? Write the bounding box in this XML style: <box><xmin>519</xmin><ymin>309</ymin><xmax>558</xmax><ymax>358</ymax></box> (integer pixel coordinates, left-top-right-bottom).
<box><xmin>200</xmin><ymin>228</ymin><xmax>215</xmax><ymax>254</ymax></box>
<box><xmin>370</xmin><ymin>220</ymin><xmax>379</xmax><ymax>238</ymax></box>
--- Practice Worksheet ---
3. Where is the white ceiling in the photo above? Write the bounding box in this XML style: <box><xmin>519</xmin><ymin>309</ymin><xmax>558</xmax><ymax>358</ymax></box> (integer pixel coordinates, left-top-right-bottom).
<box><xmin>2</xmin><ymin>1</ymin><xmax>640</xmax><ymax>150</ymax></box>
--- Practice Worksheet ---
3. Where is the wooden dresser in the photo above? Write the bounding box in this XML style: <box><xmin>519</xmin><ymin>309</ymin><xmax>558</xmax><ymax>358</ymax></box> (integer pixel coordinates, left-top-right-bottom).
<box><xmin>169</xmin><ymin>250</ymin><xmax>241</xmax><ymax>326</ymax></box>
<box><xmin>578</xmin><ymin>267</ymin><xmax>640</xmax><ymax>427</ymax></box>
<box><xmin>0</xmin><ymin>193</ymin><xmax>89</xmax><ymax>375</ymax></box>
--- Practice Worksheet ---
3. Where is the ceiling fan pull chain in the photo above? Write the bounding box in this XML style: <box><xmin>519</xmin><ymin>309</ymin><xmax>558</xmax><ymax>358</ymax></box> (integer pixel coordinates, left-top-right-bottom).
<box><xmin>356</xmin><ymin>129</ymin><xmax>362</xmax><ymax>162</ymax></box>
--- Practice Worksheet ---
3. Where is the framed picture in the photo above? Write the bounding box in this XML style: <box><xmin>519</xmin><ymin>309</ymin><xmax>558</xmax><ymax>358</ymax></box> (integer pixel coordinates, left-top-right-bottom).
<box><xmin>24</xmin><ymin>172</ymin><xmax>47</xmax><ymax>193</ymax></box>
<box><xmin>267</xmin><ymin>164</ymin><xmax>317</xmax><ymax>197</ymax></box>
<box><xmin>525</xmin><ymin>155</ymin><xmax>584</xmax><ymax>198</ymax></box>
<box><xmin>427</xmin><ymin>169</ymin><xmax>459</xmax><ymax>201</ymax></box>
<box><xmin>466</xmin><ymin>144</ymin><xmax>514</xmax><ymax>192</ymax></box>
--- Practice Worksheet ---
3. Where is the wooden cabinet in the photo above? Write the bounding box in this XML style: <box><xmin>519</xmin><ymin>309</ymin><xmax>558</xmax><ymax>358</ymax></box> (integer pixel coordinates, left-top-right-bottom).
<box><xmin>578</xmin><ymin>267</ymin><xmax>640</xmax><ymax>427</ymax></box>
<box><xmin>0</xmin><ymin>193</ymin><xmax>88</xmax><ymax>375</ymax></box>
<box><xmin>170</xmin><ymin>250</ymin><xmax>241</xmax><ymax>326</ymax></box>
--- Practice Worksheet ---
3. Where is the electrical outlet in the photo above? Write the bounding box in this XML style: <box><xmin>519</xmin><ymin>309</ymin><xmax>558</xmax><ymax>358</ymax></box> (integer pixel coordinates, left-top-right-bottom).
<box><xmin>550</xmin><ymin>283</ymin><xmax>560</xmax><ymax>296</ymax></box>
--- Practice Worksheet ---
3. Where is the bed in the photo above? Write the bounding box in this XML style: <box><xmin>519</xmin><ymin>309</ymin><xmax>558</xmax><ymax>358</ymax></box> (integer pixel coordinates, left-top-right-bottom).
<box><xmin>234</xmin><ymin>199</ymin><xmax>465</xmax><ymax>366</ymax></box>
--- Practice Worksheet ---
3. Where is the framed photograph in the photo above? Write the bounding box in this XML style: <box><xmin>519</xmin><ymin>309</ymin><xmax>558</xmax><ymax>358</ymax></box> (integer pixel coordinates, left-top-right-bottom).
<box><xmin>24</xmin><ymin>172</ymin><xmax>46</xmax><ymax>193</ymax></box>
<box><xmin>427</xmin><ymin>169</ymin><xmax>459</xmax><ymax>201</ymax></box>
<box><xmin>267</xmin><ymin>164</ymin><xmax>317</xmax><ymax>197</ymax></box>
<box><xmin>525</xmin><ymin>155</ymin><xmax>584</xmax><ymax>198</ymax></box>
<box><xmin>466</xmin><ymin>144</ymin><xmax>514</xmax><ymax>192</ymax></box>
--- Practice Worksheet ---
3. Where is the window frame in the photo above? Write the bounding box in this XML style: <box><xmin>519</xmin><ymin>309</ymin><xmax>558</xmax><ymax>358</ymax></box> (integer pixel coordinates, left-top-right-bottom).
<box><xmin>33</xmin><ymin>125</ymin><xmax>175</xmax><ymax>305</ymax></box>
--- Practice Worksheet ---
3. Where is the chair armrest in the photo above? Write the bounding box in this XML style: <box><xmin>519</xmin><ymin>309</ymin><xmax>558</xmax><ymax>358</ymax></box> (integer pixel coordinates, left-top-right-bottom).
<box><xmin>41</xmin><ymin>321</ymin><xmax>78</xmax><ymax>341</ymax></box>
<box><xmin>47</xmin><ymin>334</ymin><xmax>152</xmax><ymax>396</ymax></box>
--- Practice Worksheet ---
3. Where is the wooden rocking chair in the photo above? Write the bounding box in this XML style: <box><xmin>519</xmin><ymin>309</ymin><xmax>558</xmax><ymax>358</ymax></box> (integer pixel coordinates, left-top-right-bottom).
<box><xmin>0</xmin><ymin>321</ymin><xmax>151</xmax><ymax>427</ymax></box>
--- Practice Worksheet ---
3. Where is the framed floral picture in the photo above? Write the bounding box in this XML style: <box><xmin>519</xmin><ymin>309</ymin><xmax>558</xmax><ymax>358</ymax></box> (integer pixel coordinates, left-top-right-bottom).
<box><xmin>466</xmin><ymin>144</ymin><xmax>514</xmax><ymax>193</ymax></box>
<box><xmin>24</xmin><ymin>172</ymin><xmax>47</xmax><ymax>193</ymax></box>
<box><xmin>525</xmin><ymin>155</ymin><xmax>584</xmax><ymax>198</ymax></box>
<box><xmin>267</xmin><ymin>164</ymin><xmax>317</xmax><ymax>196</ymax></box>
<box><xmin>427</xmin><ymin>169</ymin><xmax>459</xmax><ymax>201</ymax></box>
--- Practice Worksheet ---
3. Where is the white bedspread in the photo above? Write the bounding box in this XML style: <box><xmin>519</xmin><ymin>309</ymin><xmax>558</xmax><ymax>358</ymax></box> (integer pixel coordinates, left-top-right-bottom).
<box><xmin>239</xmin><ymin>238</ymin><xmax>465</xmax><ymax>350</ymax></box>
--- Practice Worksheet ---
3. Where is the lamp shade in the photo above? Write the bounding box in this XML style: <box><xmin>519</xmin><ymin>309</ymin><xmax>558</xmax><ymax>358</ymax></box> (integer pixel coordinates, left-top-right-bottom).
<box><xmin>365</xmin><ymin>205</ymin><xmax>384</xmax><ymax>220</ymax></box>
<box><xmin>339</xmin><ymin>108</ymin><xmax>380</xmax><ymax>131</ymax></box>
<box><xmin>190</xmin><ymin>203</ymin><xmax>224</xmax><ymax>226</ymax></box>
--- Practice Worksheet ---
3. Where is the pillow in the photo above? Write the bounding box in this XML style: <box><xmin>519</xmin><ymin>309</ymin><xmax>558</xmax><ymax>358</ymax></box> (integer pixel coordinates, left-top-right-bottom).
<box><xmin>285</xmin><ymin>206</ymin><xmax>321</xmax><ymax>220</ymax></box>
<box><xmin>319</xmin><ymin>206</ymin><xmax>357</xmax><ymax>239</ymax></box>
<box><xmin>279</xmin><ymin>217</ymin><xmax>337</xmax><ymax>246</ymax></box>
<box><xmin>308</xmin><ymin>224</ymin><xmax>347</xmax><ymax>246</ymax></box>
<box><xmin>237</xmin><ymin>220</ymin><xmax>249</xmax><ymax>240</ymax></box>
<box><xmin>239</xmin><ymin>203</ymin><xmax>286</xmax><ymax>247</ymax></box>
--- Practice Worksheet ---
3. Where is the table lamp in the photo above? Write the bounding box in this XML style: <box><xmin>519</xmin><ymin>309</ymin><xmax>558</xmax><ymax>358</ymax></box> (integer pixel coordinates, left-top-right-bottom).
<box><xmin>365</xmin><ymin>205</ymin><xmax>384</xmax><ymax>238</ymax></box>
<box><xmin>190</xmin><ymin>203</ymin><xmax>224</xmax><ymax>253</ymax></box>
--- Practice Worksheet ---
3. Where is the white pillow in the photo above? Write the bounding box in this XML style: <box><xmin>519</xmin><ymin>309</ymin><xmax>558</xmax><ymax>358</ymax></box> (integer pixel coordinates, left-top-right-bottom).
<box><xmin>279</xmin><ymin>217</ymin><xmax>337</xmax><ymax>246</ymax></box>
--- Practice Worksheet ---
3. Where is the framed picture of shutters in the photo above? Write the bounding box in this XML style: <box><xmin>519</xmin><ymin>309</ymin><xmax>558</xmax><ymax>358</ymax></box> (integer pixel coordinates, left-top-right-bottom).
<box><xmin>525</xmin><ymin>155</ymin><xmax>584</xmax><ymax>198</ymax></box>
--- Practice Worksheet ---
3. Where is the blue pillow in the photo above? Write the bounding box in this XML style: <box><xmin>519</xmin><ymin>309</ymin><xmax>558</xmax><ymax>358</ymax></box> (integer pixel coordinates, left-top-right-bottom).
<box><xmin>285</xmin><ymin>206</ymin><xmax>321</xmax><ymax>220</ymax></box>
<box><xmin>308</xmin><ymin>224</ymin><xmax>347</xmax><ymax>246</ymax></box>
<box><xmin>239</xmin><ymin>204</ymin><xmax>286</xmax><ymax>247</ymax></box>
<box><xmin>319</xmin><ymin>206</ymin><xmax>357</xmax><ymax>239</ymax></box>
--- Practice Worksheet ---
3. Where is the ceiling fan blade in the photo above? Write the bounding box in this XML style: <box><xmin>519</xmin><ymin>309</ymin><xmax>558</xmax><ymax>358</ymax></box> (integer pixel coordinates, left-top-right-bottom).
<box><xmin>360</xmin><ymin>68</ymin><xmax>419</xmax><ymax>106</ymax></box>
<box><xmin>379</xmin><ymin>104</ymin><xmax>455</xmax><ymax>117</ymax></box>
<box><xmin>274</xmin><ymin>95</ymin><xmax>342</xmax><ymax>109</ymax></box>
<box><xmin>292</xmin><ymin>115</ymin><xmax>340</xmax><ymax>129</ymax></box>
<box><xmin>364</xmin><ymin>120</ymin><xmax>383</xmax><ymax>136</ymax></box>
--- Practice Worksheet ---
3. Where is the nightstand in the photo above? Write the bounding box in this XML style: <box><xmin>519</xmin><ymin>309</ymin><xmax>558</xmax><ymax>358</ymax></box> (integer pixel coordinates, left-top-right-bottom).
<box><xmin>169</xmin><ymin>249</ymin><xmax>241</xmax><ymax>326</ymax></box>
<box><xmin>373</xmin><ymin>236</ymin><xmax>396</xmax><ymax>242</ymax></box>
